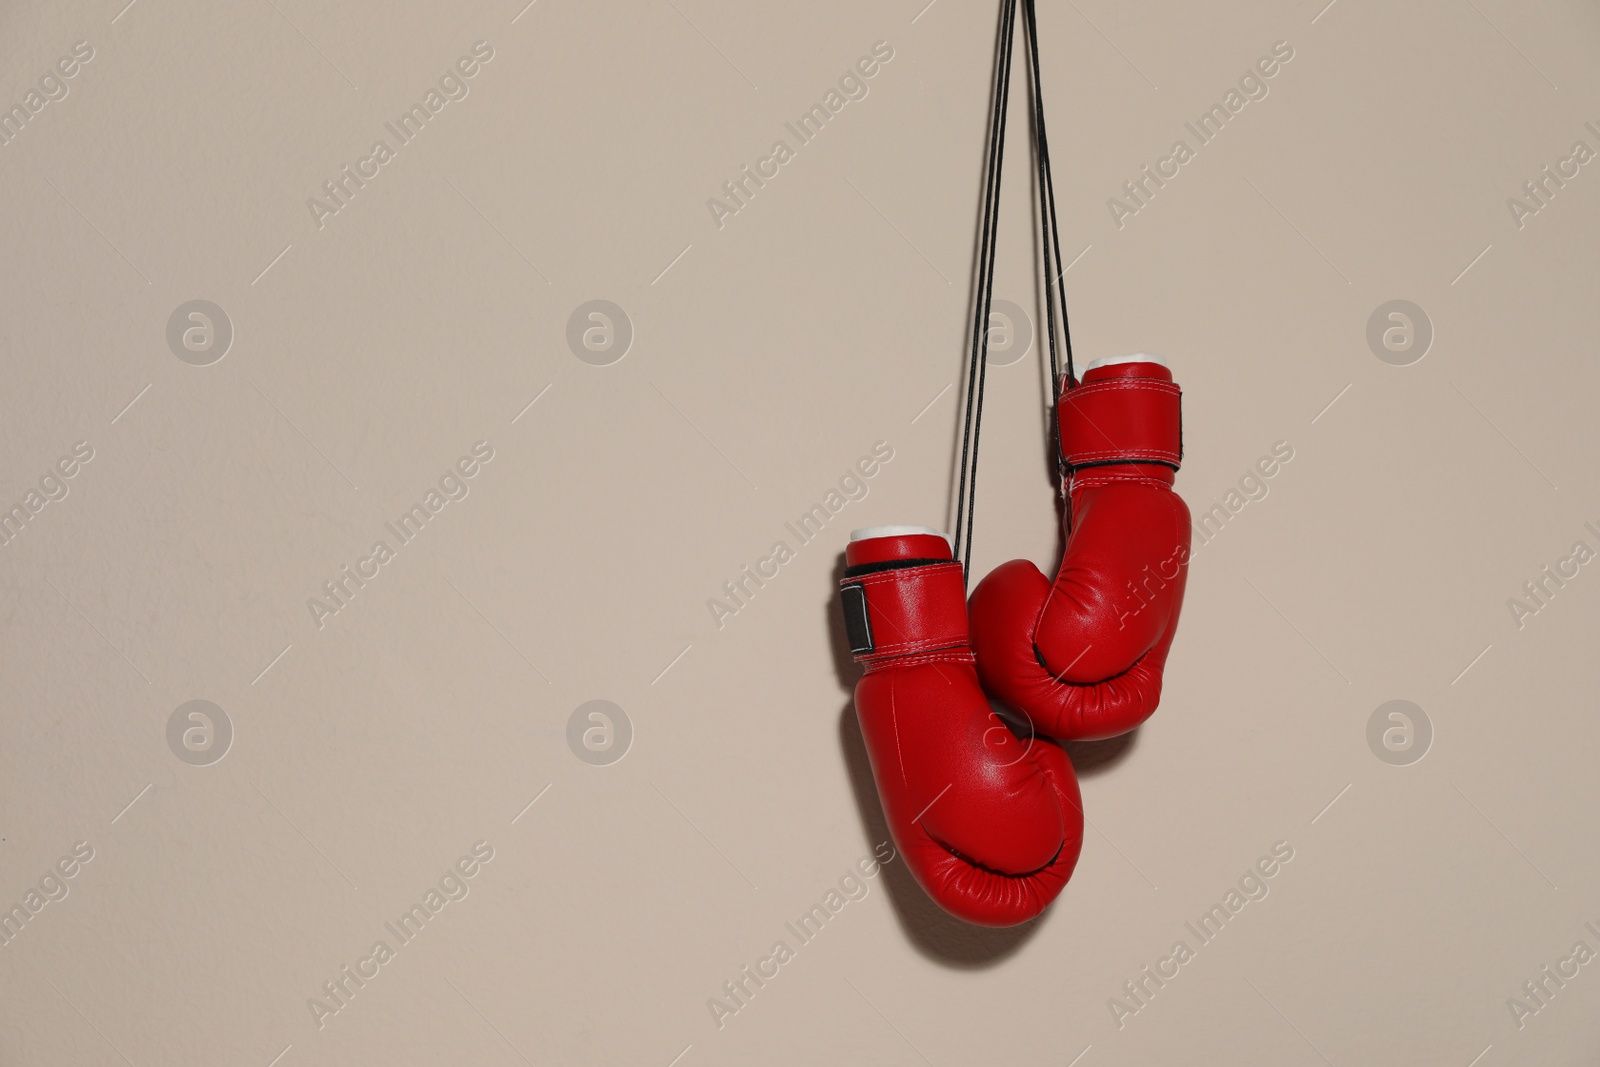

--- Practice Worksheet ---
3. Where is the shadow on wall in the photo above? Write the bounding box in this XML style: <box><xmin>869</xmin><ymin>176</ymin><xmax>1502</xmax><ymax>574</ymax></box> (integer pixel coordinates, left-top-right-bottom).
<box><xmin>825</xmin><ymin>551</ymin><xmax>1137</xmax><ymax>968</ymax></box>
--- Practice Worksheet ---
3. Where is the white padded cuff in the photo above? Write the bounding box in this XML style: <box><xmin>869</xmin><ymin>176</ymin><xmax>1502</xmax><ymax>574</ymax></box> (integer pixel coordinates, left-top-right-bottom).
<box><xmin>1084</xmin><ymin>352</ymin><xmax>1169</xmax><ymax>371</ymax></box>
<box><xmin>850</xmin><ymin>525</ymin><xmax>950</xmax><ymax>547</ymax></box>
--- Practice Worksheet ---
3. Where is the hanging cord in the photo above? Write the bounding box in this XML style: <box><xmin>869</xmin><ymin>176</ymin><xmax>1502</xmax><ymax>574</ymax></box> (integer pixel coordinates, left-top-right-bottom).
<box><xmin>952</xmin><ymin>0</ymin><xmax>1019</xmax><ymax>582</ymax></box>
<box><xmin>1021</xmin><ymin>0</ymin><xmax>1076</xmax><ymax>396</ymax></box>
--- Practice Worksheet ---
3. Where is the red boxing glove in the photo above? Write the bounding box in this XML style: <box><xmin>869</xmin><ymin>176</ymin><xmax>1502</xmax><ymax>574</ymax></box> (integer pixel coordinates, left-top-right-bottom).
<box><xmin>969</xmin><ymin>356</ymin><xmax>1191</xmax><ymax>741</ymax></box>
<box><xmin>840</xmin><ymin>526</ymin><xmax>1083</xmax><ymax>927</ymax></box>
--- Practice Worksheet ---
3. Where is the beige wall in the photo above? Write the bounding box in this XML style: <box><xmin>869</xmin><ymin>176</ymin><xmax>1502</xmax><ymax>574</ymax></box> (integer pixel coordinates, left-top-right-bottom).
<box><xmin>2</xmin><ymin>0</ymin><xmax>1599</xmax><ymax>1063</ymax></box>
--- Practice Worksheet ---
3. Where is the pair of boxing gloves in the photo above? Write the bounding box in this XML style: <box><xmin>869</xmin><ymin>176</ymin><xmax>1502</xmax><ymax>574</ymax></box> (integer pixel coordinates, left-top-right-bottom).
<box><xmin>838</xmin><ymin>357</ymin><xmax>1190</xmax><ymax>926</ymax></box>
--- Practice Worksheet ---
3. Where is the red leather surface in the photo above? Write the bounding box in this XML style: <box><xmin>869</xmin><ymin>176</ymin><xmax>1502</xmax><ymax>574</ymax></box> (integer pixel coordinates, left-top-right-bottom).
<box><xmin>846</xmin><ymin>532</ymin><xmax>952</xmax><ymax>567</ymax></box>
<box><xmin>1082</xmin><ymin>360</ymin><xmax>1169</xmax><ymax>382</ymax></box>
<box><xmin>1058</xmin><ymin>361</ymin><xmax>1181</xmax><ymax>471</ymax></box>
<box><xmin>841</xmin><ymin>532</ymin><xmax>1083</xmax><ymax>926</ymax></box>
<box><xmin>850</xmin><ymin>562</ymin><xmax>970</xmax><ymax>665</ymax></box>
<box><xmin>970</xmin><ymin>364</ymin><xmax>1190</xmax><ymax>740</ymax></box>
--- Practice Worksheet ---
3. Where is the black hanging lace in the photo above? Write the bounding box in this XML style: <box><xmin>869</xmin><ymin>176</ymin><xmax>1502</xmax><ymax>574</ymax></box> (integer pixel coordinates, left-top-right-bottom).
<box><xmin>953</xmin><ymin>0</ymin><xmax>1076</xmax><ymax>582</ymax></box>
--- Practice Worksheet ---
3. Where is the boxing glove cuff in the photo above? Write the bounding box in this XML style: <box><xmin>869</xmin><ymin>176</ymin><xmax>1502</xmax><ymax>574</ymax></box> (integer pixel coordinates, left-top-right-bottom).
<box><xmin>840</xmin><ymin>561</ymin><xmax>970</xmax><ymax>668</ymax></box>
<box><xmin>840</xmin><ymin>530</ymin><xmax>969</xmax><ymax>668</ymax></box>
<box><xmin>1059</xmin><ymin>367</ymin><xmax>1182</xmax><ymax>472</ymax></box>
